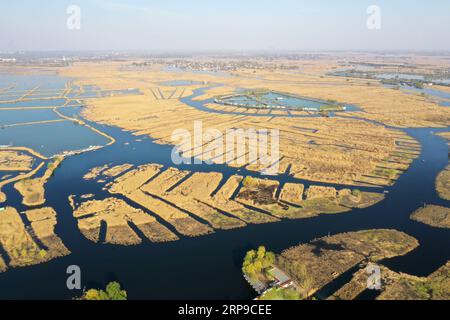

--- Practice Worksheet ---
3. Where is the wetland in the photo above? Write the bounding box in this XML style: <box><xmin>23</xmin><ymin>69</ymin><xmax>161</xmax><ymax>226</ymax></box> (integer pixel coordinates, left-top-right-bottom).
<box><xmin>0</xmin><ymin>58</ymin><xmax>449</xmax><ymax>300</ymax></box>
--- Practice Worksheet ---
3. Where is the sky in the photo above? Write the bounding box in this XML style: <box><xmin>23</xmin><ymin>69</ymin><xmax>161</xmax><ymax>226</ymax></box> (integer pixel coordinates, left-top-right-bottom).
<box><xmin>1</xmin><ymin>0</ymin><xmax>450</xmax><ymax>52</ymax></box>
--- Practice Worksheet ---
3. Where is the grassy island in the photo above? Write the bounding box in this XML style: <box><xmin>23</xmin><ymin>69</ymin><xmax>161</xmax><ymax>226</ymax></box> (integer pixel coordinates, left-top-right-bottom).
<box><xmin>331</xmin><ymin>262</ymin><xmax>450</xmax><ymax>300</ymax></box>
<box><xmin>0</xmin><ymin>150</ymin><xmax>34</xmax><ymax>171</ymax></box>
<box><xmin>0</xmin><ymin>207</ymin><xmax>70</xmax><ymax>272</ymax></box>
<box><xmin>436</xmin><ymin>166</ymin><xmax>450</xmax><ymax>200</ymax></box>
<box><xmin>243</xmin><ymin>230</ymin><xmax>419</xmax><ymax>300</ymax></box>
<box><xmin>236</xmin><ymin>177</ymin><xmax>385</xmax><ymax>219</ymax></box>
<box><xmin>14</xmin><ymin>156</ymin><xmax>64</xmax><ymax>206</ymax></box>
<box><xmin>77</xmin><ymin>161</ymin><xmax>389</xmax><ymax>247</ymax></box>
<box><xmin>71</xmin><ymin>197</ymin><xmax>178</xmax><ymax>245</ymax></box>
<box><xmin>77</xmin><ymin>163</ymin><xmax>388</xmax><ymax>245</ymax></box>
<box><xmin>411</xmin><ymin>205</ymin><xmax>450</xmax><ymax>229</ymax></box>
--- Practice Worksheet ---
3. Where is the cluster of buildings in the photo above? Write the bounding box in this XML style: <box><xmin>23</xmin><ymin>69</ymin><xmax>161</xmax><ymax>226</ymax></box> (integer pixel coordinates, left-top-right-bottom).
<box><xmin>165</xmin><ymin>59</ymin><xmax>266</xmax><ymax>72</ymax></box>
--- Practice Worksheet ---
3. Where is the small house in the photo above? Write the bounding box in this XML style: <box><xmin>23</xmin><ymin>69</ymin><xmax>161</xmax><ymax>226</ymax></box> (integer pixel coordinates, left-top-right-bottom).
<box><xmin>269</xmin><ymin>267</ymin><xmax>294</xmax><ymax>288</ymax></box>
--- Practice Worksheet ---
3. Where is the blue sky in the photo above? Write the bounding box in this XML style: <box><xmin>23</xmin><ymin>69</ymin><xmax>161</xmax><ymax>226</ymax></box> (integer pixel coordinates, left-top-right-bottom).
<box><xmin>1</xmin><ymin>0</ymin><xmax>449</xmax><ymax>52</ymax></box>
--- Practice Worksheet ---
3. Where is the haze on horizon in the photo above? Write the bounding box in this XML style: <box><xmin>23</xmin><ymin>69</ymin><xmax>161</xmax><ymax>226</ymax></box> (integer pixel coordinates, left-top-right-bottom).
<box><xmin>1</xmin><ymin>0</ymin><xmax>450</xmax><ymax>53</ymax></box>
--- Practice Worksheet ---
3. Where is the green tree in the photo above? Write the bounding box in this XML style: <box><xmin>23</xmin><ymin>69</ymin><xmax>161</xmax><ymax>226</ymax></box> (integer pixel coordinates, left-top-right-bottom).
<box><xmin>257</xmin><ymin>246</ymin><xmax>266</xmax><ymax>260</ymax></box>
<box><xmin>351</xmin><ymin>189</ymin><xmax>362</xmax><ymax>197</ymax></box>
<box><xmin>82</xmin><ymin>282</ymin><xmax>127</xmax><ymax>300</ymax></box>
<box><xmin>264</xmin><ymin>252</ymin><xmax>276</xmax><ymax>267</ymax></box>
<box><xmin>244</xmin><ymin>250</ymin><xmax>256</xmax><ymax>263</ymax></box>
<box><xmin>105</xmin><ymin>282</ymin><xmax>127</xmax><ymax>300</ymax></box>
<box><xmin>242</xmin><ymin>246</ymin><xmax>277</xmax><ymax>280</ymax></box>
<box><xmin>84</xmin><ymin>289</ymin><xmax>104</xmax><ymax>300</ymax></box>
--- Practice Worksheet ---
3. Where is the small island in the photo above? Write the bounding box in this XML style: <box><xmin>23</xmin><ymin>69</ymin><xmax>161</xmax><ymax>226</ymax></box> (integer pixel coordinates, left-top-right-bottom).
<box><xmin>237</xmin><ymin>176</ymin><xmax>385</xmax><ymax>219</ymax></box>
<box><xmin>14</xmin><ymin>156</ymin><xmax>64</xmax><ymax>207</ymax></box>
<box><xmin>242</xmin><ymin>230</ymin><xmax>419</xmax><ymax>300</ymax></box>
<box><xmin>436</xmin><ymin>166</ymin><xmax>450</xmax><ymax>201</ymax></box>
<box><xmin>0</xmin><ymin>150</ymin><xmax>34</xmax><ymax>171</ymax></box>
<box><xmin>71</xmin><ymin>197</ymin><xmax>179</xmax><ymax>245</ymax></box>
<box><xmin>435</xmin><ymin>133</ymin><xmax>450</xmax><ymax>200</ymax></box>
<box><xmin>77</xmin><ymin>163</ymin><xmax>387</xmax><ymax>247</ymax></box>
<box><xmin>410</xmin><ymin>205</ymin><xmax>450</xmax><ymax>229</ymax></box>
<box><xmin>0</xmin><ymin>207</ymin><xmax>70</xmax><ymax>272</ymax></box>
<box><xmin>331</xmin><ymin>262</ymin><xmax>450</xmax><ymax>300</ymax></box>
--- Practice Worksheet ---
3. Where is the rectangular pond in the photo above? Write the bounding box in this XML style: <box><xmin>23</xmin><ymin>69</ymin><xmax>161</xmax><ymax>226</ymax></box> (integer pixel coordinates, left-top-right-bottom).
<box><xmin>0</xmin><ymin>109</ymin><xmax>60</xmax><ymax>126</ymax></box>
<box><xmin>0</xmin><ymin>74</ymin><xmax>68</xmax><ymax>91</ymax></box>
<box><xmin>0</xmin><ymin>98</ymin><xmax>67</xmax><ymax>108</ymax></box>
<box><xmin>0</xmin><ymin>120</ymin><xmax>110</xmax><ymax>157</ymax></box>
<box><xmin>220</xmin><ymin>91</ymin><xmax>340</xmax><ymax>111</ymax></box>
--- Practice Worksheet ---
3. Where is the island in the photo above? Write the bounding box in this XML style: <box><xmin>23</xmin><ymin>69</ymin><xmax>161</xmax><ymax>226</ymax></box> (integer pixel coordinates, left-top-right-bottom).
<box><xmin>411</xmin><ymin>205</ymin><xmax>450</xmax><ymax>229</ymax></box>
<box><xmin>242</xmin><ymin>230</ymin><xmax>420</xmax><ymax>300</ymax></box>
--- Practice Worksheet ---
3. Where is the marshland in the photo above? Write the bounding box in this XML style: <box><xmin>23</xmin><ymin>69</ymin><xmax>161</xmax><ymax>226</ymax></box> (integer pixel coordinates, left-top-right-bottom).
<box><xmin>0</xmin><ymin>53</ymin><xmax>449</xmax><ymax>300</ymax></box>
